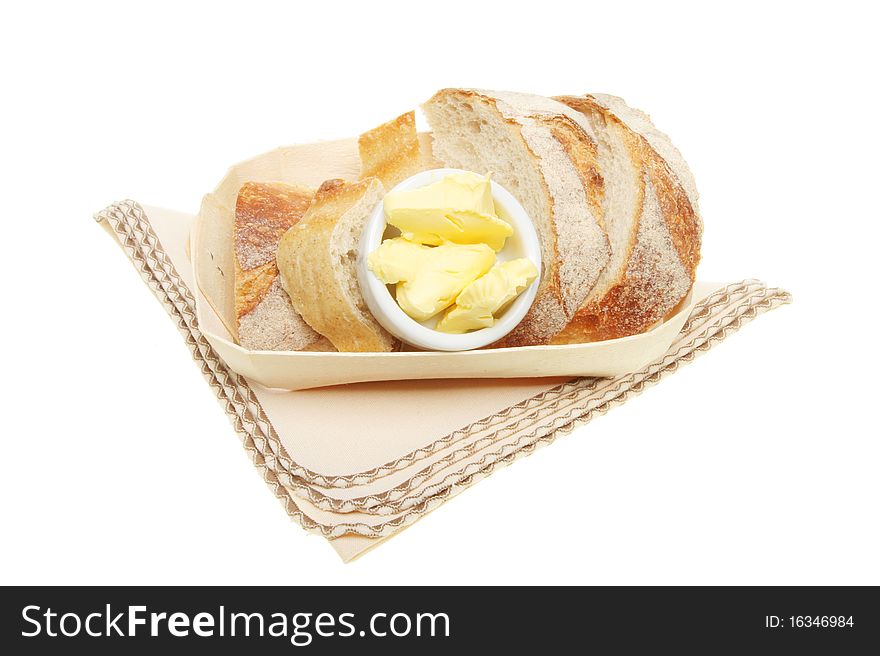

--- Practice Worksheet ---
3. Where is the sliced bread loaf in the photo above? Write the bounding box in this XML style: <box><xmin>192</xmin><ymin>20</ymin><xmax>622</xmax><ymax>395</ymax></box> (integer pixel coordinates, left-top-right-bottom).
<box><xmin>276</xmin><ymin>178</ymin><xmax>398</xmax><ymax>352</ymax></box>
<box><xmin>422</xmin><ymin>89</ymin><xmax>611</xmax><ymax>346</ymax></box>
<box><xmin>551</xmin><ymin>94</ymin><xmax>701</xmax><ymax>342</ymax></box>
<box><xmin>234</xmin><ymin>182</ymin><xmax>333</xmax><ymax>351</ymax></box>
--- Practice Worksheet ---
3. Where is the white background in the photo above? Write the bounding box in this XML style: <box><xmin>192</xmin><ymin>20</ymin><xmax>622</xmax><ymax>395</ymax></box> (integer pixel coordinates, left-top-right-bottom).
<box><xmin>2</xmin><ymin>1</ymin><xmax>878</xmax><ymax>584</ymax></box>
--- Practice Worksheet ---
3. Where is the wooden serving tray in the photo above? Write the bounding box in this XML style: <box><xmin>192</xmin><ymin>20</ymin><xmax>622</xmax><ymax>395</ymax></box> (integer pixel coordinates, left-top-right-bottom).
<box><xmin>193</xmin><ymin>136</ymin><xmax>699</xmax><ymax>390</ymax></box>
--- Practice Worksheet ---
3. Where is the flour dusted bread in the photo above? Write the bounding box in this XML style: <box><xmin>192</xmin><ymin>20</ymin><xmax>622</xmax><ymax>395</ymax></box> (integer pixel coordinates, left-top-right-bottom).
<box><xmin>234</xmin><ymin>182</ymin><xmax>333</xmax><ymax>351</ymax></box>
<box><xmin>551</xmin><ymin>94</ymin><xmax>701</xmax><ymax>342</ymax></box>
<box><xmin>422</xmin><ymin>89</ymin><xmax>611</xmax><ymax>346</ymax></box>
<box><xmin>276</xmin><ymin>178</ymin><xmax>398</xmax><ymax>352</ymax></box>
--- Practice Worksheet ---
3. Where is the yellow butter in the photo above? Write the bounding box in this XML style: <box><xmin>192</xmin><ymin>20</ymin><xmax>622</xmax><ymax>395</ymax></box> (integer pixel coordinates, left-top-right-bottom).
<box><xmin>368</xmin><ymin>237</ymin><xmax>496</xmax><ymax>322</ymax></box>
<box><xmin>383</xmin><ymin>172</ymin><xmax>513</xmax><ymax>251</ymax></box>
<box><xmin>365</xmin><ymin>236</ymin><xmax>427</xmax><ymax>284</ymax></box>
<box><xmin>436</xmin><ymin>258</ymin><xmax>538</xmax><ymax>334</ymax></box>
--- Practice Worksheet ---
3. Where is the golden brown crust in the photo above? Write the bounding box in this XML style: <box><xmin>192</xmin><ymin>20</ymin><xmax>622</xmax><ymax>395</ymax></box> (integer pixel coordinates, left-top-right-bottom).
<box><xmin>552</xmin><ymin>249</ymin><xmax>665</xmax><ymax>343</ymax></box>
<box><xmin>312</xmin><ymin>177</ymin><xmax>369</xmax><ymax>206</ymax></box>
<box><xmin>234</xmin><ymin>260</ymin><xmax>276</xmax><ymax>319</ymax></box>
<box><xmin>233</xmin><ymin>181</ymin><xmax>313</xmax><ymax>323</ymax></box>
<box><xmin>647</xmin><ymin>148</ymin><xmax>701</xmax><ymax>276</ymax></box>
<box><xmin>551</xmin><ymin>95</ymin><xmax>701</xmax><ymax>343</ymax></box>
<box><xmin>358</xmin><ymin>111</ymin><xmax>421</xmax><ymax>189</ymax></box>
<box><xmin>234</xmin><ymin>182</ymin><xmax>313</xmax><ymax>272</ymax></box>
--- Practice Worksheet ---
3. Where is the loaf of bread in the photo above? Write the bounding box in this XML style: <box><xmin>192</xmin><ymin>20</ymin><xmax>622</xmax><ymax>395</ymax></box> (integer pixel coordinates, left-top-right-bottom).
<box><xmin>276</xmin><ymin>178</ymin><xmax>398</xmax><ymax>352</ymax></box>
<box><xmin>550</xmin><ymin>94</ymin><xmax>701</xmax><ymax>342</ymax></box>
<box><xmin>234</xmin><ymin>182</ymin><xmax>333</xmax><ymax>351</ymax></box>
<box><xmin>422</xmin><ymin>89</ymin><xmax>611</xmax><ymax>347</ymax></box>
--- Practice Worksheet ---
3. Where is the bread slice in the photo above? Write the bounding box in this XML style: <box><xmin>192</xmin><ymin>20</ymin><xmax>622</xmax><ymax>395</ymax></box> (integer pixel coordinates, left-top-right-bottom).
<box><xmin>276</xmin><ymin>178</ymin><xmax>398</xmax><ymax>352</ymax></box>
<box><xmin>551</xmin><ymin>94</ymin><xmax>701</xmax><ymax>342</ymax></box>
<box><xmin>234</xmin><ymin>182</ymin><xmax>333</xmax><ymax>351</ymax></box>
<box><xmin>358</xmin><ymin>110</ymin><xmax>441</xmax><ymax>189</ymax></box>
<box><xmin>358</xmin><ymin>111</ymin><xmax>422</xmax><ymax>190</ymax></box>
<box><xmin>422</xmin><ymin>89</ymin><xmax>611</xmax><ymax>346</ymax></box>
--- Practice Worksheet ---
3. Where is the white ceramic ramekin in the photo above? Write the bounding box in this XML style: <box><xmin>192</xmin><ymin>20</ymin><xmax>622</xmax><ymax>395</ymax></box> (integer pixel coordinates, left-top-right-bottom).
<box><xmin>357</xmin><ymin>168</ymin><xmax>542</xmax><ymax>351</ymax></box>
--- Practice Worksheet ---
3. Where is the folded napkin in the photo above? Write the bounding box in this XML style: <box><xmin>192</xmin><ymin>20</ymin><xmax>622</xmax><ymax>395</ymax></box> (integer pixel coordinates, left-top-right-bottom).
<box><xmin>96</xmin><ymin>200</ymin><xmax>791</xmax><ymax>561</ymax></box>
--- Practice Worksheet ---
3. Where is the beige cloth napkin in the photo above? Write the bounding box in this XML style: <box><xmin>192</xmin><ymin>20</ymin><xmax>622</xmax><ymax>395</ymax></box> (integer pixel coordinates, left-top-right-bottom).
<box><xmin>96</xmin><ymin>200</ymin><xmax>791</xmax><ymax>561</ymax></box>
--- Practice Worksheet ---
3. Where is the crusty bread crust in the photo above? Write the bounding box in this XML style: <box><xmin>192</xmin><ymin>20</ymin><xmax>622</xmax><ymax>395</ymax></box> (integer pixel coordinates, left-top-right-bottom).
<box><xmin>358</xmin><ymin>111</ymin><xmax>422</xmax><ymax>190</ymax></box>
<box><xmin>277</xmin><ymin>178</ymin><xmax>397</xmax><ymax>352</ymax></box>
<box><xmin>234</xmin><ymin>182</ymin><xmax>331</xmax><ymax>351</ymax></box>
<box><xmin>551</xmin><ymin>95</ymin><xmax>701</xmax><ymax>342</ymax></box>
<box><xmin>234</xmin><ymin>259</ymin><xmax>276</xmax><ymax>320</ymax></box>
<box><xmin>423</xmin><ymin>88</ymin><xmax>610</xmax><ymax>347</ymax></box>
<box><xmin>235</xmin><ymin>181</ymin><xmax>313</xmax><ymax>318</ymax></box>
<box><xmin>235</xmin><ymin>183</ymin><xmax>312</xmax><ymax>269</ymax></box>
